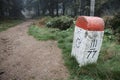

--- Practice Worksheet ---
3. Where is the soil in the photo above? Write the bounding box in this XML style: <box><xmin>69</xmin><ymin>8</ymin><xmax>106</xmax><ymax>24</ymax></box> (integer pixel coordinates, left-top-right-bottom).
<box><xmin>0</xmin><ymin>20</ymin><xmax>69</xmax><ymax>80</ymax></box>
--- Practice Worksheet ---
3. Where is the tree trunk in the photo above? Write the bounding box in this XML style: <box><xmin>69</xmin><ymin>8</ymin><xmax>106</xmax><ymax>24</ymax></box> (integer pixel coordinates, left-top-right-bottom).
<box><xmin>90</xmin><ymin>0</ymin><xmax>95</xmax><ymax>16</ymax></box>
<box><xmin>56</xmin><ymin>0</ymin><xmax>59</xmax><ymax>16</ymax></box>
<box><xmin>74</xmin><ymin>0</ymin><xmax>77</xmax><ymax>16</ymax></box>
<box><xmin>63</xmin><ymin>2</ymin><xmax>65</xmax><ymax>15</ymax></box>
<box><xmin>80</xmin><ymin>0</ymin><xmax>86</xmax><ymax>15</ymax></box>
<box><xmin>37</xmin><ymin>0</ymin><xmax>40</xmax><ymax>16</ymax></box>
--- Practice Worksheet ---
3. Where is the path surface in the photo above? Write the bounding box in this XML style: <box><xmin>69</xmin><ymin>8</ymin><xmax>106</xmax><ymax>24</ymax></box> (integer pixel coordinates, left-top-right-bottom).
<box><xmin>0</xmin><ymin>20</ymin><xmax>68</xmax><ymax>80</ymax></box>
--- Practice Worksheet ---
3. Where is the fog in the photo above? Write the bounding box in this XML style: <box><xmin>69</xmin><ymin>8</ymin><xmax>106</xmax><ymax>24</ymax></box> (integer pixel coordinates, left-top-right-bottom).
<box><xmin>0</xmin><ymin>0</ymin><xmax>120</xmax><ymax>19</ymax></box>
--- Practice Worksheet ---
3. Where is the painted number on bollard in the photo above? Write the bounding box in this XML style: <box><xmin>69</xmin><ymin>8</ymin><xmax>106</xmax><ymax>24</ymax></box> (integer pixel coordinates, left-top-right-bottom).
<box><xmin>87</xmin><ymin>39</ymin><xmax>97</xmax><ymax>59</ymax></box>
<box><xmin>76</xmin><ymin>37</ymin><xmax>82</xmax><ymax>48</ymax></box>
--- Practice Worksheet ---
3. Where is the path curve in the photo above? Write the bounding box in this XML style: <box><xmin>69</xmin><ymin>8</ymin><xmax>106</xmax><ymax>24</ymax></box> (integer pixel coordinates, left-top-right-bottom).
<box><xmin>0</xmin><ymin>20</ymin><xmax>68</xmax><ymax>80</ymax></box>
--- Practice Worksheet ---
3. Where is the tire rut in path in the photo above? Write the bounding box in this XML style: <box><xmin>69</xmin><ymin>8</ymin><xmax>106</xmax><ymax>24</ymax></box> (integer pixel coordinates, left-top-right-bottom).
<box><xmin>0</xmin><ymin>20</ymin><xmax>69</xmax><ymax>80</ymax></box>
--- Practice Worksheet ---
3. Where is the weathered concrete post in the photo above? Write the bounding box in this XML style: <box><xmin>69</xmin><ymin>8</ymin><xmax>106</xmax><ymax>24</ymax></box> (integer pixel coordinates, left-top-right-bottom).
<box><xmin>71</xmin><ymin>16</ymin><xmax>104</xmax><ymax>67</ymax></box>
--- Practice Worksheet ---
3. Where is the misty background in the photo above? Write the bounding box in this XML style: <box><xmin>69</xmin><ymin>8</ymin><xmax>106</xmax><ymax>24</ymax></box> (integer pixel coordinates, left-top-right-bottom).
<box><xmin>0</xmin><ymin>0</ymin><xmax>120</xmax><ymax>19</ymax></box>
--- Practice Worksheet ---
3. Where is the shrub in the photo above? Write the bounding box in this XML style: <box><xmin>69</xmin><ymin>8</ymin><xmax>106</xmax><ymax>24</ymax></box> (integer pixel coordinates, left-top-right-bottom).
<box><xmin>104</xmin><ymin>28</ymin><xmax>115</xmax><ymax>41</ymax></box>
<box><xmin>0</xmin><ymin>20</ymin><xmax>23</xmax><ymax>32</ymax></box>
<box><xmin>46</xmin><ymin>16</ymin><xmax>73</xmax><ymax>30</ymax></box>
<box><xmin>103</xmin><ymin>16</ymin><xmax>113</xmax><ymax>28</ymax></box>
<box><xmin>34</xmin><ymin>16</ymin><xmax>52</xmax><ymax>27</ymax></box>
<box><xmin>110</xmin><ymin>12</ymin><xmax>120</xmax><ymax>42</ymax></box>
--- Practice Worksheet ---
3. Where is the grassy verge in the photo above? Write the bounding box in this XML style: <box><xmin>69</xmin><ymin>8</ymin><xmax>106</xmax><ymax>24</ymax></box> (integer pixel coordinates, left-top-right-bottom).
<box><xmin>28</xmin><ymin>25</ymin><xmax>120</xmax><ymax>80</ymax></box>
<box><xmin>0</xmin><ymin>20</ymin><xmax>23</xmax><ymax>32</ymax></box>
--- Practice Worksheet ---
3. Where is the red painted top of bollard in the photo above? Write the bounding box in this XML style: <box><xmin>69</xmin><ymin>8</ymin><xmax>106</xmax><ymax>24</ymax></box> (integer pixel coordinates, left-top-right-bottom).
<box><xmin>76</xmin><ymin>16</ymin><xmax>104</xmax><ymax>31</ymax></box>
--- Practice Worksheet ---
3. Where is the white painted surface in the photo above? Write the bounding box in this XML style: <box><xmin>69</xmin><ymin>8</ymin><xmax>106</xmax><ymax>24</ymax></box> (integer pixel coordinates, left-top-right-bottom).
<box><xmin>71</xmin><ymin>26</ymin><xmax>104</xmax><ymax>67</ymax></box>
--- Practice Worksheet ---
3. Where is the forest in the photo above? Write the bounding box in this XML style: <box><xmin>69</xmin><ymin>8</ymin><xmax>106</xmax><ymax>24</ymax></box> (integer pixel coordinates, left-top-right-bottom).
<box><xmin>0</xmin><ymin>0</ymin><xmax>120</xmax><ymax>80</ymax></box>
<box><xmin>0</xmin><ymin>0</ymin><xmax>120</xmax><ymax>19</ymax></box>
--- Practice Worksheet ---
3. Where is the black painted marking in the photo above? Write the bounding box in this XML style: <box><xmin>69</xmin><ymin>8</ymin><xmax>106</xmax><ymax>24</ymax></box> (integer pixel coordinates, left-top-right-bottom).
<box><xmin>90</xmin><ymin>48</ymin><xmax>95</xmax><ymax>50</ymax></box>
<box><xmin>87</xmin><ymin>51</ymin><xmax>92</xmax><ymax>59</ymax></box>
<box><xmin>95</xmin><ymin>40</ymin><xmax>97</xmax><ymax>47</ymax></box>
<box><xmin>85</xmin><ymin>31</ymin><xmax>88</xmax><ymax>38</ymax></box>
<box><xmin>90</xmin><ymin>39</ymin><xmax>97</xmax><ymax>48</ymax></box>
<box><xmin>76</xmin><ymin>37</ymin><xmax>82</xmax><ymax>48</ymax></box>
<box><xmin>87</xmin><ymin>50</ymin><xmax>97</xmax><ymax>59</ymax></box>
<box><xmin>92</xmin><ymin>50</ymin><xmax>97</xmax><ymax>58</ymax></box>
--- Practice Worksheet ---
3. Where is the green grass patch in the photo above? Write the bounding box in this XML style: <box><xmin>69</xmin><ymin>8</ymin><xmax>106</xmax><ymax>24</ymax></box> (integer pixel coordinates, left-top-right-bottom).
<box><xmin>0</xmin><ymin>20</ymin><xmax>23</xmax><ymax>32</ymax></box>
<box><xmin>28</xmin><ymin>25</ymin><xmax>120</xmax><ymax>80</ymax></box>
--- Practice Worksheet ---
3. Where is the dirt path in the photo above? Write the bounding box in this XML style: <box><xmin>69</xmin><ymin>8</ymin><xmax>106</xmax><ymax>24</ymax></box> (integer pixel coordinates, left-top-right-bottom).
<box><xmin>0</xmin><ymin>20</ymin><xmax>69</xmax><ymax>80</ymax></box>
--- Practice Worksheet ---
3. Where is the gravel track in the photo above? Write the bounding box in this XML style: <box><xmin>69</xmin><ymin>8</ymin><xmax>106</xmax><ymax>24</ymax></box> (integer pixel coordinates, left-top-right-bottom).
<box><xmin>0</xmin><ymin>20</ymin><xmax>68</xmax><ymax>80</ymax></box>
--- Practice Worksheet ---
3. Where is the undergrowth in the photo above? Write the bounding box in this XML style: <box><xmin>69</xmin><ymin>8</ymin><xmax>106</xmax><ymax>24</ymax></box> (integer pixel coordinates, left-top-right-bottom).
<box><xmin>46</xmin><ymin>16</ymin><xmax>73</xmax><ymax>30</ymax></box>
<box><xmin>28</xmin><ymin>25</ymin><xmax>120</xmax><ymax>80</ymax></box>
<box><xmin>0</xmin><ymin>20</ymin><xmax>23</xmax><ymax>32</ymax></box>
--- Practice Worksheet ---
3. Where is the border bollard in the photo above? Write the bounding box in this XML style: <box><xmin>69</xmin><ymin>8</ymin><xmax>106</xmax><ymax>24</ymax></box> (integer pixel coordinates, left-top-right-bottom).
<box><xmin>71</xmin><ymin>16</ymin><xmax>104</xmax><ymax>67</ymax></box>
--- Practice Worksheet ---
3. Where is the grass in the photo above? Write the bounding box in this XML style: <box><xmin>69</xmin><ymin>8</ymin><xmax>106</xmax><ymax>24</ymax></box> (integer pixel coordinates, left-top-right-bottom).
<box><xmin>28</xmin><ymin>25</ymin><xmax>120</xmax><ymax>80</ymax></box>
<box><xmin>0</xmin><ymin>19</ymin><xmax>23</xmax><ymax>32</ymax></box>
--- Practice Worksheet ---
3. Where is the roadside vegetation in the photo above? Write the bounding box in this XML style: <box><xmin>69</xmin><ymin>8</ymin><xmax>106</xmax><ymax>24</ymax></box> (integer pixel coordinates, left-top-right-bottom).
<box><xmin>28</xmin><ymin>16</ymin><xmax>120</xmax><ymax>80</ymax></box>
<box><xmin>0</xmin><ymin>20</ymin><xmax>23</xmax><ymax>32</ymax></box>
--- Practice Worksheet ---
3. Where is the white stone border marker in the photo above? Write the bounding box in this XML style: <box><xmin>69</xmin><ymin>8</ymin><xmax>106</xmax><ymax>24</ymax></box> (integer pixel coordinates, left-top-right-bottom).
<box><xmin>71</xmin><ymin>16</ymin><xmax>104</xmax><ymax>67</ymax></box>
